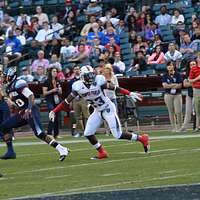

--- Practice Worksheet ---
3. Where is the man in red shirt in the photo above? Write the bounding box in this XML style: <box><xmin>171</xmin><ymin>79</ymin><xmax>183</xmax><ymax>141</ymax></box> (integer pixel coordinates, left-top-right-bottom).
<box><xmin>189</xmin><ymin>60</ymin><xmax>200</xmax><ymax>131</ymax></box>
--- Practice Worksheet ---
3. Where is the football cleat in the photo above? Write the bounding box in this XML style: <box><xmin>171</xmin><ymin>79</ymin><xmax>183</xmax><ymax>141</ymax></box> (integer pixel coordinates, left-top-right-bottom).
<box><xmin>0</xmin><ymin>152</ymin><xmax>16</xmax><ymax>160</ymax></box>
<box><xmin>138</xmin><ymin>134</ymin><xmax>150</xmax><ymax>153</ymax></box>
<box><xmin>91</xmin><ymin>146</ymin><xmax>108</xmax><ymax>160</ymax></box>
<box><xmin>59</xmin><ymin>147</ymin><xmax>69</xmax><ymax>162</ymax></box>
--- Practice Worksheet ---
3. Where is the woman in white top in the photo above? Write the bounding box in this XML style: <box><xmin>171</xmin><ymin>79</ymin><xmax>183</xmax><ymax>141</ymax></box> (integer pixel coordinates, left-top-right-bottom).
<box><xmin>171</xmin><ymin>9</ymin><xmax>185</xmax><ymax>25</ymax></box>
<box><xmin>102</xmin><ymin>64</ymin><xmax>119</xmax><ymax>108</ymax></box>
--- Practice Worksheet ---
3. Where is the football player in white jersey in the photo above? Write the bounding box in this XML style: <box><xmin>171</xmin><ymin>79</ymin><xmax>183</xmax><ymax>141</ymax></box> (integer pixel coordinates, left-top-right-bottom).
<box><xmin>49</xmin><ymin>65</ymin><xmax>150</xmax><ymax>159</ymax></box>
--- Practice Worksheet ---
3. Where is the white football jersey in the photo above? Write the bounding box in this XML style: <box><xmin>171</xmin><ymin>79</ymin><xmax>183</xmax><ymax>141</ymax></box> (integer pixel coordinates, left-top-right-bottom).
<box><xmin>72</xmin><ymin>75</ymin><xmax>112</xmax><ymax>111</ymax></box>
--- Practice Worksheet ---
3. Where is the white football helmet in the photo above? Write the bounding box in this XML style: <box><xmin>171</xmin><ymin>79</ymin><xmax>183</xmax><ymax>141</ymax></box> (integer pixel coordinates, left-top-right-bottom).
<box><xmin>81</xmin><ymin>65</ymin><xmax>96</xmax><ymax>85</ymax></box>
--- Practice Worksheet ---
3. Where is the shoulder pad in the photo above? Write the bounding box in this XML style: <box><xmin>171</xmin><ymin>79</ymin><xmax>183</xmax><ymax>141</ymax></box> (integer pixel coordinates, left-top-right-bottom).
<box><xmin>72</xmin><ymin>80</ymin><xmax>84</xmax><ymax>92</ymax></box>
<box><xmin>15</xmin><ymin>79</ymin><xmax>28</xmax><ymax>90</ymax></box>
<box><xmin>95</xmin><ymin>75</ymin><xmax>106</xmax><ymax>86</ymax></box>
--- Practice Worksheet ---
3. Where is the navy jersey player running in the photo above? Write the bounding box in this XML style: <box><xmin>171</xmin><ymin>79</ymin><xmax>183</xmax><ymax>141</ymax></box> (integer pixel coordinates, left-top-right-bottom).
<box><xmin>0</xmin><ymin>68</ymin><xmax>68</xmax><ymax>161</ymax></box>
<box><xmin>49</xmin><ymin>66</ymin><xmax>150</xmax><ymax>159</ymax></box>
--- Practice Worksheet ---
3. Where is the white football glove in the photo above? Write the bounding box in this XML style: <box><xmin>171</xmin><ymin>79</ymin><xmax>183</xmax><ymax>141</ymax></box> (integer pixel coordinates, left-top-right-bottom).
<box><xmin>129</xmin><ymin>92</ymin><xmax>143</xmax><ymax>102</ymax></box>
<box><xmin>49</xmin><ymin>111</ymin><xmax>55</xmax><ymax>122</ymax></box>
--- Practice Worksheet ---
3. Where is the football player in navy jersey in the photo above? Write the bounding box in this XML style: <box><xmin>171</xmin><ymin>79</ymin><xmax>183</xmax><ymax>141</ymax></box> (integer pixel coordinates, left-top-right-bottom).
<box><xmin>0</xmin><ymin>68</ymin><xmax>69</xmax><ymax>161</ymax></box>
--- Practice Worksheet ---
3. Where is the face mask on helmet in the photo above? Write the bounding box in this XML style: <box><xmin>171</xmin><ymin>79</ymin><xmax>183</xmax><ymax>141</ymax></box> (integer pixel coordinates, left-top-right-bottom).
<box><xmin>83</xmin><ymin>72</ymin><xmax>96</xmax><ymax>85</ymax></box>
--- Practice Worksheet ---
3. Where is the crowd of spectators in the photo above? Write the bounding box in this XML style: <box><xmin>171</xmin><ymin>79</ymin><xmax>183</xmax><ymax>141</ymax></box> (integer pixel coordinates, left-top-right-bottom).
<box><xmin>0</xmin><ymin>0</ymin><xmax>199</xmax><ymax>81</ymax></box>
<box><xmin>0</xmin><ymin>0</ymin><xmax>200</xmax><ymax>133</ymax></box>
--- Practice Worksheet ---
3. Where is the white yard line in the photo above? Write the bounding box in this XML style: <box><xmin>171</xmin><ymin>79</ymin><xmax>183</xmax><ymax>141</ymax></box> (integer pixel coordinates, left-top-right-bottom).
<box><xmin>1</xmin><ymin>134</ymin><xmax>200</xmax><ymax>148</ymax></box>
<box><xmin>100</xmin><ymin>173</ymin><xmax>122</xmax><ymax>177</ymax></box>
<box><xmin>10</xmin><ymin>174</ymin><xmax>200</xmax><ymax>200</ymax></box>
<box><xmin>45</xmin><ymin>174</ymin><xmax>71</xmax><ymax>180</ymax></box>
<box><xmin>5</xmin><ymin>151</ymin><xmax>184</xmax><ymax>176</ymax></box>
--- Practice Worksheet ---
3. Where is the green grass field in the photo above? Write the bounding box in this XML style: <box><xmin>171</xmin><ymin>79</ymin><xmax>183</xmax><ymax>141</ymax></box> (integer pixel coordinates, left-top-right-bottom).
<box><xmin>0</xmin><ymin>131</ymin><xmax>200</xmax><ymax>199</ymax></box>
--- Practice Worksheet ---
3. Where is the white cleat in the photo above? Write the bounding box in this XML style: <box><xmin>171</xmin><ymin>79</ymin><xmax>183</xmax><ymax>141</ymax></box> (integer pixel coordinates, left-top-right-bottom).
<box><xmin>59</xmin><ymin>147</ymin><xmax>69</xmax><ymax>162</ymax></box>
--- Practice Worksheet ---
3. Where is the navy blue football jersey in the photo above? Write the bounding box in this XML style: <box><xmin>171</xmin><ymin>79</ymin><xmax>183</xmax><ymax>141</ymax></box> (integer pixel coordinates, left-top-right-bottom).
<box><xmin>7</xmin><ymin>79</ymin><xmax>31</xmax><ymax>110</ymax></box>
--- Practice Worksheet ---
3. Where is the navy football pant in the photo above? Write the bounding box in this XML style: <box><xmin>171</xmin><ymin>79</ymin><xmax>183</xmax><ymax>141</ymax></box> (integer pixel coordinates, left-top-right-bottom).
<box><xmin>0</xmin><ymin>105</ymin><xmax>44</xmax><ymax>137</ymax></box>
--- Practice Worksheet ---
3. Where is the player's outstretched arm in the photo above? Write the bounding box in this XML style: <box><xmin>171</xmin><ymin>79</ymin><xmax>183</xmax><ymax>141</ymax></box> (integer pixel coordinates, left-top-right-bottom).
<box><xmin>49</xmin><ymin>92</ymin><xmax>77</xmax><ymax>122</ymax></box>
<box><xmin>102</xmin><ymin>83</ymin><xmax>143</xmax><ymax>102</ymax></box>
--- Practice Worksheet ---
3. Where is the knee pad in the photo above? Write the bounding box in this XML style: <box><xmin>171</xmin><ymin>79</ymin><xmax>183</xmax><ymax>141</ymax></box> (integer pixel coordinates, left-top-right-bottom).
<box><xmin>36</xmin><ymin>132</ymin><xmax>46</xmax><ymax>140</ymax></box>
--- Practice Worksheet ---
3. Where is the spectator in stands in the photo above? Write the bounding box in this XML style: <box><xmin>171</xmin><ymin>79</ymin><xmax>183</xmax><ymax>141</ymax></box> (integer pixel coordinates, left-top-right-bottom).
<box><xmin>105</xmin><ymin>36</ymin><xmax>120</xmax><ymax>53</ymax></box>
<box><xmin>99</xmin><ymin>10</ymin><xmax>119</xmax><ymax>27</ymax></box>
<box><xmin>190</xmin><ymin>19</ymin><xmax>200</xmax><ymax>40</ymax></box>
<box><xmin>80</xmin><ymin>15</ymin><xmax>96</xmax><ymax>36</ymax></box>
<box><xmin>85</xmin><ymin>0</ymin><xmax>102</xmax><ymax>19</ymax></box>
<box><xmin>144</xmin><ymin>13</ymin><xmax>153</xmax><ymax>27</ymax></box>
<box><xmin>35</xmin><ymin>21</ymin><xmax>53</xmax><ymax>43</ymax></box>
<box><xmin>89</xmin><ymin>46</ymin><xmax>101</xmax><ymax>65</ymax></box>
<box><xmin>155</xmin><ymin>5</ymin><xmax>171</xmax><ymax>26</ymax></box>
<box><xmin>60</xmin><ymin>37</ymin><xmax>76</xmax><ymax>63</ymax></box>
<box><xmin>6</xmin><ymin>19</ymin><xmax>17</xmax><ymax>38</ymax></box>
<box><xmin>103</xmin><ymin>26</ymin><xmax>120</xmax><ymax>45</ymax></box>
<box><xmin>15</xmin><ymin>28</ymin><xmax>26</xmax><ymax>45</ymax></box>
<box><xmin>147</xmin><ymin>34</ymin><xmax>163</xmax><ymax>55</ymax></box>
<box><xmin>5</xmin><ymin>30</ymin><xmax>22</xmax><ymax>62</ymax></box>
<box><xmin>16</xmin><ymin>11</ymin><xmax>31</xmax><ymax>28</ymax></box>
<box><xmin>19</xmin><ymin>66</ymin><xmax>34</xmax><ymax>83</ymax></box>
<box><xmin>147</xmin><ymin>45</ymin><xmax>165</xmax><ymax>65</ymax></box>
<box><xmin>125</xmin><ymin>7</ymin><xmax>137</xmax><ymax>24</ymax></box>
<box><xmin>31</xmin><ymin>50</ymin><xmax>49</xmax><ymax>73</ymax></box>
<box><xmin>127</xmin><ymin>15</ymin><xmax>136</xmax><ymax>33</ymax></box>
<box><xmin>116</xmin><ymin>19</ymin><xmax>128</xmax><ymax>35</ymax></box>
<box><xmin>43</xmin><ymin>67</ymin><xmax>62</xmax><ymax>138</ymax></box>
<box><xmin>51</xmin><ymin>16</ymin><xmax>64</xmax><ymax>39</ymax></box>
<box><xmin>93</xmin><ymin>38</ymin><xmax>105</xmax><ymax>51</ymax></box>
<box><xmin>180</xmin><ymin>33</ymin><xmax>198</xmax><ymax>59</ymax></box>
<box><xmin>180</xmin><ymin>60</ymin><xmax>196</xmax><ymax>132</ymax></box>
<box><xmin>64</xmin><ymin>67</ymin><xmax>74</xmax><ymax>81</ymax></box>
<box><xmin>76</xmin><ymin>37</ymin><xmax>91</xmax><ymax>55</ymax></box>
<box><xmin>49</xmin><ymin>54</ymin><xmax>62</xmax><ymax>70</ymax></box>
<box><xmin>45</xmin><ymin>38</ymin><xmax>61</xmax><ymax>59</ymax></box>
<box><xmin>33</xmin><ymin>65</ymin><xmax>46</xmax><ymax>83</ymax></box>
<box><xmin>136</xmin><ymin>12</ymin><xmax>146</xmax><ymax>32</ymax></box>
<box><xmin>171</xmin><ymin>9</ymin><xmax>185</xmax><ymax>25</ymax></box>
<box><xmin>164</xmin><ymin>43</ymin><xmax>182</xmax><ymax>68</ymax></box>
<box><xmin>69</xmin><ymin>65</ymin><xmax>89</xmax><ymax>137</ymax></box>
<box><xmin>162</xmin><ymin>61</ymin><xmax>183</xmax><ymax>132</ymax></box>
<box><xmin>63</xmin><ymin>10</ymin><xmax>77</xmax><ymax>40</ymax></box>
<box><xmin>87</xmin><ymin>22</ymin><xmax>104</xmax><ymax>46</ymax></box>
<box><xmin>133</xmin><ymin>35</ymin><xmax>148</xmax><ymax>53</ymax></box>
<box><xmin>34</xmin><ymin>6</ymin><xmax>49</xmax><ymax>26</ymax></box>
<box><xmin>68</xmin><ymin>44</ymin><xmax>90</xmax><ymax>66</ymax></box>
<box><xmin>28</xmin><ymin>40</ymin><xmax>41</xmax><ymax>60</ymax></box>
<box><xmin>0</xmin><ymin>36</ymin><xmax>6</xmax><ymax>65</ymax></box>
<box><xmin>113</xmin><ymin>51</ymin><xmax>125</xmax><ymax>74</ymax></box>
<box><xmin>145</xmin><ymin>22</ymin><xmax>161</xmax><ymax>41</ymax></box>
<box><xmin>1</xmin><ymin>13</ymin><xmax>13</xmax><ymax>31</ymax></box>
<box><xmin>24</xmin><ymin>17</ymin><xmax>39</xmax><ymax>40</ymax></box>
<box><xmin>103</xmin><ymin>63</ymin><xmax>119</xmax><ymax>107</ymax></box>
<box><xmin>130</xmin><ymin>50</ymin><xmax>147</xmax><ymax>72</ymax></box>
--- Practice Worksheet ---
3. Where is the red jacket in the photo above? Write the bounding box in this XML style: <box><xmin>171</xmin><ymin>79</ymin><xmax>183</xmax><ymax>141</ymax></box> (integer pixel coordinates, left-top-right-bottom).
<box><xmin>189</xmin><ymin>66</ymin><xmax>200</xmax><ymax>89</ymax></box>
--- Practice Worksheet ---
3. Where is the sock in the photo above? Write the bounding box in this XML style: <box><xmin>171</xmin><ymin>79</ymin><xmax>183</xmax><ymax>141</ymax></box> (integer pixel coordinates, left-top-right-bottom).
<box><xmin>93</xmin><ymin>142</ymin><xmax>101</xmax><ymax>150</ymax></box>
<box><xmin>131</xmin><ymin>133</ymin><xmax>138</xmax><ymax>141</ymax></box>
<box><xmin>56</xmin><ymin>144</ymin><xmax>63</xmax><ymax>151</ymax></box>
<box><xmin>6</xmin><ymin>141</ymin><xmax>14</xmax><ymax>153</ymax></box>
<box><xmin>49</xmin><ymin>139</ymin><xmax>59</xmax><ymax>148</ymax></box>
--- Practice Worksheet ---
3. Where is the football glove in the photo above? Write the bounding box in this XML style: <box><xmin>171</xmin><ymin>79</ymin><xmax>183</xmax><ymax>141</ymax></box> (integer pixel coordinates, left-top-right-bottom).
<box><xmin>129</xmin><ymin>92</ymin><xmax>143</xmax><ymax>102</ymax></box>
<box><xmin>49</xmin><ymin>111</ymin><xmax>55</xmax><ymax>122</ymax></box>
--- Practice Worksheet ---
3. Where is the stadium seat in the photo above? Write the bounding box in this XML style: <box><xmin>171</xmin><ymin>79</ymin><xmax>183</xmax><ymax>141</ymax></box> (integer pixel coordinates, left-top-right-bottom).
<box><xmin>34</xmin><ymin>0</ymin><xmax>44</xmax><ymax>6</ymax></box>
<box><xmin>120</xmin><ymin>43</ymin><xmax>131</xmax><ymax>50</ymax></box>
<box><xmin>120</xmin><ymin>38</ymin><xmax>129</xmax><ymax>44</ymax></box>
<box><xmin>121</xmin><ymin>48</ymin><xmax>132</xmax><ymax>55</ymax></box>
<box><xmin>119</xmin><ymin>32</ymin><xmax>129</xmax><ymax>39</ymax></box>
<box><xmin>46</xmin><ymin>0</ymin><xmax>58</xmax><ymax>5</ymax></box>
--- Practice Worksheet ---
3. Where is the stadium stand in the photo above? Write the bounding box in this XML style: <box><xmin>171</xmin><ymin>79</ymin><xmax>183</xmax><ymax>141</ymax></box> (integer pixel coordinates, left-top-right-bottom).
<box><xmin>0</xmin><ymin>0</ymin><xmax>199</xmax><ymax>127</ymax></box>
